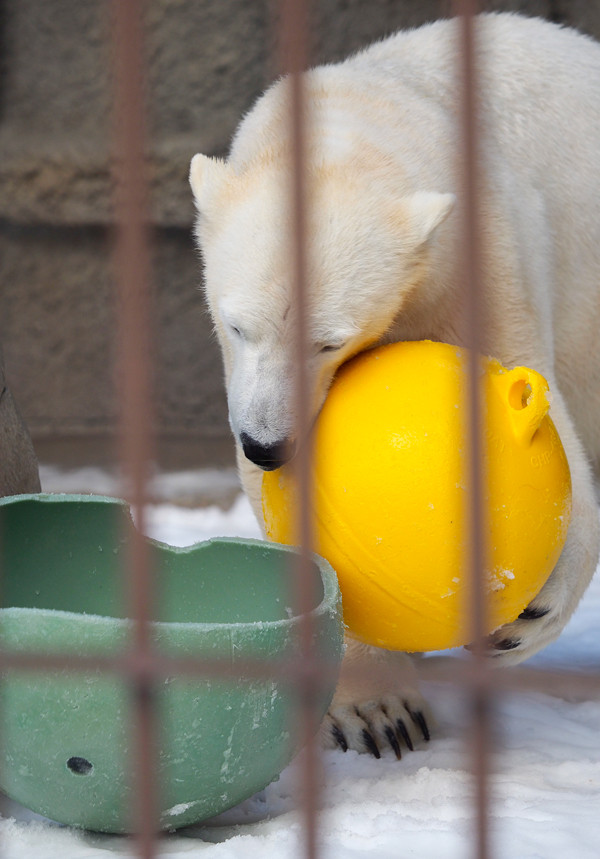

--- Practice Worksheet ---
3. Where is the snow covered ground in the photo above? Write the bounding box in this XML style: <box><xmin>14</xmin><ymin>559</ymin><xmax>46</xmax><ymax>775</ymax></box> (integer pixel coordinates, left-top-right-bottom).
<box><xmin>1</xmin><ymin>467</ymin><xmax>599</xmax><ymax>859</ymax></box>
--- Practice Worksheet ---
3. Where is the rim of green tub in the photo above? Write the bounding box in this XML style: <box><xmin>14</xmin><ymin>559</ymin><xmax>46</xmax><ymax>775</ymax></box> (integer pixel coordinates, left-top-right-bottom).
<box><xmin>0</xmin><ymin>492</ymin><xmax>343</xmax><ymax>637</ymax></box>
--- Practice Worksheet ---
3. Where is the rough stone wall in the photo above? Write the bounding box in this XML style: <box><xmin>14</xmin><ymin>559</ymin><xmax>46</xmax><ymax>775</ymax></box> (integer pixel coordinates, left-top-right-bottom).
<box><xmin>0</xmin><ymin>0</ymin><xmax>598</xmax><ymax>467</ymax></box>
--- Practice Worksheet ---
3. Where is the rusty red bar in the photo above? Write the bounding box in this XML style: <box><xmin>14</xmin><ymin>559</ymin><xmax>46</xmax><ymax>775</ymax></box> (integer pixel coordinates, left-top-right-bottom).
<box><xmin>110</xmin><ymin>0</ymin><xmax>159</xmax><ymax>854</ymax></box>
<box><xmin>1</xmin><ymin>643</ymin><xmax>599</xmax><ymax>698</ymax></box>
<box><xmin>452</xmin><ymin>2</ymin><xmax>491</xmax><ymax>859</ymax></box>
<box><xmin>280</xmin><ymin>4</ymin><xmax>322</xmax><ymax>859</ymax></box>
<box><xmin>278</xmin><ymin>1</ymin><xmax>323</xmax><ymax>857</ymax></box>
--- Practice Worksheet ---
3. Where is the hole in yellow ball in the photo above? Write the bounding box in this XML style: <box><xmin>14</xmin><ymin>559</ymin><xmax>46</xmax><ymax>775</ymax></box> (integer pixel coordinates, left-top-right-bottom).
<box><xmin>508</xmin><ymin>380</ymin><xmax>532</xmax><ymax>410</ymax></box>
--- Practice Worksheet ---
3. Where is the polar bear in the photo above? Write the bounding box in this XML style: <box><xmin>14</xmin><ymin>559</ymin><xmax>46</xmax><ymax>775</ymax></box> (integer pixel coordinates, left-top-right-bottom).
<box><xmin>190</xmin><ymin>13</ymin><xmax>600</xmax><ymax>757</ymax></box>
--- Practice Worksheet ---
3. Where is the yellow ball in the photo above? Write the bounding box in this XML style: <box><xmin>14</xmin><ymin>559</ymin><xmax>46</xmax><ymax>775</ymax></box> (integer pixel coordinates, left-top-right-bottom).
<box><xmin>262</xmin><ymin>341</ymin><xmax>572</xmax><ymax>652</ymax></box>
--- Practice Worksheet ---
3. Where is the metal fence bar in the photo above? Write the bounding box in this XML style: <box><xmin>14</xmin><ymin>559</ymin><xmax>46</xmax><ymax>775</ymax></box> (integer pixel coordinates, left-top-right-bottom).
<box><xmin>452</xmin><ymin>3</ymin><xmax>491</xmax><ymax>859</ymax></box>
<box><xmin>279</xmin><ymin>1</ymin><xmax>323</xmax><ymax>857</ymax></box>
<box><xmin>1</xmin><ymin>644</ymin><xmax>599</xmax><ymax>696</ymax></box>
<box><xmin>110</xmin><ymin>0</ymin><xmax>158</xmax><ymax>854</ymax></box>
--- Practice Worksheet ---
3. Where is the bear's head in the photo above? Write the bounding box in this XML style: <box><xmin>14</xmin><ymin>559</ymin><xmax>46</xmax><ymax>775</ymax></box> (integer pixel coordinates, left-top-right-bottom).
<box><xmin>190</xmin><ymin>147</ymin><xmax>454</xmax><ymax>470</ymax></box>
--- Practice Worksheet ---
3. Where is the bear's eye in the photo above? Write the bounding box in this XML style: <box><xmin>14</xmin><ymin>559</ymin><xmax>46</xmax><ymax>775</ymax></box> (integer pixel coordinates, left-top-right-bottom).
<box><xmin>319</xmin><ymin>342</ymin><xmax>345</xmax><ymax>354</ymax></box>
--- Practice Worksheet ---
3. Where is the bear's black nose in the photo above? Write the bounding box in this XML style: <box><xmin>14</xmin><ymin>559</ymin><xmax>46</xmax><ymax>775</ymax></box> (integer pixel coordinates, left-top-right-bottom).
<box><xmin>240</xmin><ymin>433</ymin><xmax>296</xmax><ymax>471</ymax></box>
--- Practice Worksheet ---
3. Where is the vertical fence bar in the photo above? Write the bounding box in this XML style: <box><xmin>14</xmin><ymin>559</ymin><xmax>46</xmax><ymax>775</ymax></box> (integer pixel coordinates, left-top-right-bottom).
<box><xmin>279</xmin><ymin>1</ymin><xmax>322</xmax><ymax>858</ymax></box>
<box><xmin>110</xmin><ymin>1</ymin><xmax>158</xmax><ymax>855</ymax></box>
<box><xmin>452</xmin><ymin>3</ymin><xmax>491</xmax><ymax>859</ymax></box>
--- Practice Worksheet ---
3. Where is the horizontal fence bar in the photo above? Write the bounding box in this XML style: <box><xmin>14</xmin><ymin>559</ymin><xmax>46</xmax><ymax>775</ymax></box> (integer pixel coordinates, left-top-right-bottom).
<box><xmin>1</xmin><ymin>649</ymin><xmax>599</xmax><ymax>700</ymax></box>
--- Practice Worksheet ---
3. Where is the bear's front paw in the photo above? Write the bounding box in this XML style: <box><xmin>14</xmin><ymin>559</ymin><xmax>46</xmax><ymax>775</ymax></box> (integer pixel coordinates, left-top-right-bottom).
<box><xmin>321</xmin><ymin>692</ymin><xmax>430</xmax><ymax>759</ymax></box>
<box><xmin>474</xmin><ymin>597</ymin><xmax>558</xmax><ymax>663</ymax></box>
<box><xmin>319</xmin><ymin>639</ymin><xmax>431</xmax><ymax>758</ymax></box>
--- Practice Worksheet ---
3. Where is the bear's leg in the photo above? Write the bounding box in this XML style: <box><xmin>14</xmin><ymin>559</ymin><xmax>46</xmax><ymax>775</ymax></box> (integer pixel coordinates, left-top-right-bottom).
<box><xmin>320</xmin><ymin>637</ymin><xmax>431</xmax><ymax>758</ymax></box>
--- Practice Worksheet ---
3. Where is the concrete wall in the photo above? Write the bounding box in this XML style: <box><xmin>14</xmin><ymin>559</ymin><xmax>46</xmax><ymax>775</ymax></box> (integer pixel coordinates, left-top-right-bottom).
<box><xmin>0</xmin><ymin>0</ymin><xmax>598</xmax><ymax>468</ymax></box>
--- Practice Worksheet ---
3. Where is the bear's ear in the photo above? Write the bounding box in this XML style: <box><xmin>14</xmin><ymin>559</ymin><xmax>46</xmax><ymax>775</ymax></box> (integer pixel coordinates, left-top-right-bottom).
<box><xmin>189</xmin><ymin>154</ymin><xmax>232</xmax><ymax>215</ymax></box>
<box><xmin>394</xmin><ymin>192</ymin><xmax>456</xmax><ymax>249</ymax></box>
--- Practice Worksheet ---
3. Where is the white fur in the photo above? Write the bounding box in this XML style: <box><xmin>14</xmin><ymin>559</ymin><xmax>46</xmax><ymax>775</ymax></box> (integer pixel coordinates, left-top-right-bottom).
<box><xmin>191</xmin><ymin>14</ymin><xmax>600</xmax><ymax>755</ymax></box>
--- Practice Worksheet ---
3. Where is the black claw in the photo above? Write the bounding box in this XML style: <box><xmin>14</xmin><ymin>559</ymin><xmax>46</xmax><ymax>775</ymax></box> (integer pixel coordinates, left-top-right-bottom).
<box><xmin>396</xmin><ymin>718</ymin><xmax>414</xmax><ymax>751</ymax></box>
<box><xmin>518</xmin><ymin>605</ymin><xmax>550</xmax><ymax>620</ymax></box>
<box><xmin>385</xmin><ymin>726</ymin><xmax>402</xmax><ymax>760</ymax></box>
<box><xmin>493</xmin><ymin>637</ymin><xmax>521</xmax><ymax>651</ymax></box>
<box><xmin>331</xmin><ymin>723</ymin><xmax>348</xmax><ymax>752</ymax></box>
<box><xmin>416</xmin><ymin>712</ymin><xmax>431</xmax><ymax>742</ymax></box>
<box><xmin>406</xmin><ymin>706</ymin><xmax>430</xmax><ymax>742</ymax></box>
<box><xmin>362</xmin><ymin>728</ymin><xmax>381</xmax><ymax>759</ymax></box>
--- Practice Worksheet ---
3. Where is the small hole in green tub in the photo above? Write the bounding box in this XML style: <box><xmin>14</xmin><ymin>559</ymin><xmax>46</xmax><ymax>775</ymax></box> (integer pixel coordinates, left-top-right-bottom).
<box><xmin>67</xmin><ymin>756</ymin><xmax>93</xmax><ymax>775</ymax></box>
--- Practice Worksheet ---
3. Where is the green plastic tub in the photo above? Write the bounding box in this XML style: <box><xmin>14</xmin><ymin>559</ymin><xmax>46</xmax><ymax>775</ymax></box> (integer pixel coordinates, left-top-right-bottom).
<box><xmin>0</xmin><ymin>493</ymin><xmax>343</xmax><ymax>833</ymax></box>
